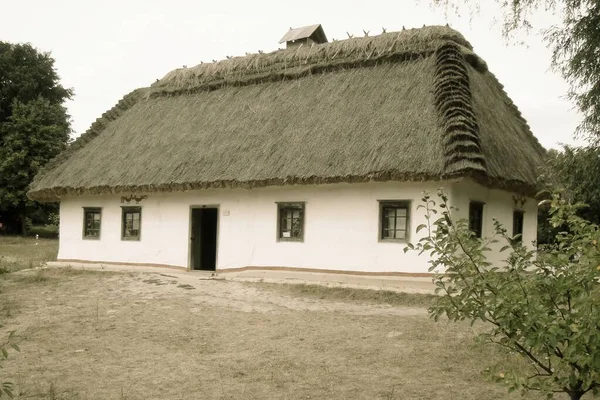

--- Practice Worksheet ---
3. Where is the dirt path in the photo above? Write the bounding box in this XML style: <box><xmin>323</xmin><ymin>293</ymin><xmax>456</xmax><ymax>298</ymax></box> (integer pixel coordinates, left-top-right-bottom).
<box><xmin>124</xmin><ymin>272</ymin><xmax>426</xmax><ymax>317</ymax></box>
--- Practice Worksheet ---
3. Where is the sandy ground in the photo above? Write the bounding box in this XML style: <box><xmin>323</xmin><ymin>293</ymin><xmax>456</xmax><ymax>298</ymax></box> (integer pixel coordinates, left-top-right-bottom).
<box><xmin>0</xmin><ymin>268</ymin><xmax>540</xmax><ymax>400</ymax></box>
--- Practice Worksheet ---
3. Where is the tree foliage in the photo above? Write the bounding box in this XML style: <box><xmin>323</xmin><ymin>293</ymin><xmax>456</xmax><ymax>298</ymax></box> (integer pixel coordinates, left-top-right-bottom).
<box><xmin>408</xmin><ymin>191</ymin><xmax>600</xmax><ymax>399</ymax></box>
<box><xmin>432</xmin><ymin>0</ymin><xmax>600</xmax><ymax>140</ymax></box>
<box><xmin>0</xmin><ymin>42</ymin><xmax>72</xmax><ymax>234</ymax></box>
<box><xmin>545</xmin><ymin>146</ymin><xmax>600</xmax><ymax>223</ymax></box>
<box><xmin>535</xmin><ymin>145</ymin><xmax>600</xmax><ymax>245</ymax></box>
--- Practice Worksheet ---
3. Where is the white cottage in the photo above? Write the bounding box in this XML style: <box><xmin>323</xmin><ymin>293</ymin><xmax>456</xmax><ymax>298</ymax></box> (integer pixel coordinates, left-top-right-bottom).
<box><xmin>28</xmin><ymin>25</ymin><xmax>545</xmax><ymax>275</ymax></box>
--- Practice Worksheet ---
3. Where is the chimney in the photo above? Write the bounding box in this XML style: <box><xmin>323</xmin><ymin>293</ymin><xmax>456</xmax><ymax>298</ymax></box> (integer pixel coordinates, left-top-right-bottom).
<box><xmin>279</xmin><ymin>24</ymin><xmax>328</xmax><ymax>49</ymax></box>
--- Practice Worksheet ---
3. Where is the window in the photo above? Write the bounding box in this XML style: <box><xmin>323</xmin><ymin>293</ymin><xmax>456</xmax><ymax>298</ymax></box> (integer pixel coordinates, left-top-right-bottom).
<box><xmin>513</xmin><ymin>210</ymin><xmax>524</xmax><ymax>243</ymax></box>
<box><xmin>469</xmin><ymin>201</ymin><xmax>484</xmax><ymax>238</ymax></box>
<box><xmin>83</xmin><ymin>208</ymin><xmax>101</xmax><ymax>239</ymax></box>
<box><xmin>277</xmin><ymin>203</ymin><xmax>304</xmax><ymax>241</ymax></box>
<box><xmin>121</xmin><ymin>207</ymin><xmax>142</xmax><ymax>240</ymax></box>
<box><xmin>379</xmin><ymin>201</ymin><xmax>410</xmax><ymax>241</ymax></box>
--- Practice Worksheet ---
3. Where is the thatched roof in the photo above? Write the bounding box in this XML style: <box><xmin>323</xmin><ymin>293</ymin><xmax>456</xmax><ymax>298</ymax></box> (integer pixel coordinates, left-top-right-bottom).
<box><xmin>28</xmin><ymin>25</ymin><xmax>546</xmax><ymax>202</ymax></box>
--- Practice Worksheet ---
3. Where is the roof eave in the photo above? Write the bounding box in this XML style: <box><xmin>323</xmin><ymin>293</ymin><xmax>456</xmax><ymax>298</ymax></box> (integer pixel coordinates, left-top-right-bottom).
<box><xmin>27</xmin><ymin>173</ymin><xmax>542</xmax><ymax>203</ymax></box>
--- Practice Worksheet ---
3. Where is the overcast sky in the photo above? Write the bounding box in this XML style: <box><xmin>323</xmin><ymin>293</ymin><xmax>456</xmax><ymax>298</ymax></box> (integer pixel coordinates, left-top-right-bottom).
<box><xmin>0</xmin><ymin>0</ymin><xmax>584</xmax><ymax>149</ymax></box>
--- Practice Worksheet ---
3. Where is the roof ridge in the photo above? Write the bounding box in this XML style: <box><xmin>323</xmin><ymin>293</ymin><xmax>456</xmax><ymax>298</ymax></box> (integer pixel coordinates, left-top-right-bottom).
<box><xmin>148</xmin><ymin>51</ymin><xmax>432</xmax><ymax>98</ymax></box>
<box><xmin>434</xmin><ymin>42</ymin><xmax>487</xmax><ymax>176</ymax></box>
<box><xmin>152</xmin><ymin>25</ymin><xmax>472</xmax><ymax>96</ymax></box>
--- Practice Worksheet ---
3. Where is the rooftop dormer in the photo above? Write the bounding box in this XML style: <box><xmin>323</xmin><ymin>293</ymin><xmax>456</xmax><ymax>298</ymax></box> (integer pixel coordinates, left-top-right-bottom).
<box><xmin>279</xmin><ymin>24</ymin><xmax>328</xmax><ymax>49</ymax></box>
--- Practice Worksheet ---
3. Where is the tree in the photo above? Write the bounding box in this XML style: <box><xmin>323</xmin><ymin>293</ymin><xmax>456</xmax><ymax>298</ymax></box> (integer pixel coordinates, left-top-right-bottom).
<box><xmin>432</xmin><ymin>0</ymin><xmax>600</xmax><ymax>141</ymax></box>
<box><xmin>408</xmin><ymin>191</ymin><xmax>600</xmax><ymax>399</ymax></box>
<box><xmin>534</xmin><ymin>146</ymin><xmax>600</xmax><ymax>245</ymax></box>
<box><xmin>545</xmin><ymin>146</ymin><xmax>600</xmax><ymax>223</ymax></box>
<box><xmin>0</xmin><ymin>42</ymin><xmax>72</xmax><ymax>234</ymax></box>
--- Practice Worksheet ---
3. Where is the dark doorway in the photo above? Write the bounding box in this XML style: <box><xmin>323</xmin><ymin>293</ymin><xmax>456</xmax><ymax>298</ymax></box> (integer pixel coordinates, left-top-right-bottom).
<box><xmin>190</xmin><ymin>207</ymin><xmax>218</xmax><ymax>271</ymax></box>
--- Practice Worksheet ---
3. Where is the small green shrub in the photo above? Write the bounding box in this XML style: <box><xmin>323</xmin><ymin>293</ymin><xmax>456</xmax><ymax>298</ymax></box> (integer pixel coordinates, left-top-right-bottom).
<box><xmin>409</xmin><ymin>191</ymin><xmax>600</xmax><ymax>400</ymax></box>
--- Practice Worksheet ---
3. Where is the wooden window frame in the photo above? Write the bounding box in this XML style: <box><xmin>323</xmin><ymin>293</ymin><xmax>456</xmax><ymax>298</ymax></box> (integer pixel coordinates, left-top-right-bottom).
<box><xmin>276</xmin><ymin>202</ymin><xmax>305</xmax><ymax>242</ymax></box>
<box><xmin>82</xmin><ymin>207</ymin><xmax>102</xmax><ymax>240</ymax></box>
<box><xmin>121</xmin><ymin>206</ymin><xmax>142</xmax><ymax>241</ymax></box>
<box><xmin>512</xmin><ymin>210</ymin><xmax>525</xmax><ymax>243</ymax></box>
<box><xmin>469</xmin><ymin>201</ymin><xmax>485</xmax><ymax>238</ymax></box>
<box><xmin>379</xmin><ymin>200</ymin><xmax>411</xmax><ymax>242</ymax></box>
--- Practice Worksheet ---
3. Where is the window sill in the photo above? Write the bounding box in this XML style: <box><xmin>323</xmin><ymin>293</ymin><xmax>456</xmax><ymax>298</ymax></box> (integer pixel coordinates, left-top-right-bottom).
<box><xmin>277</xmin><ymin>238</ymin><xmax>304</xmax><ymax>243</ymax></box>
<box><xmin>121</xmin><ymin>237</ymin><xmax>141</xmax><ymax>242</ymax></box>
<box><xmin>82</xmin><ymin>236</ymin><xmax>100</xmax><ymax>240</ymax></box>
<box><xmin>379</xmin><ymin>239</ymin><xmax>409</xmax><ymax>244</ymax></box>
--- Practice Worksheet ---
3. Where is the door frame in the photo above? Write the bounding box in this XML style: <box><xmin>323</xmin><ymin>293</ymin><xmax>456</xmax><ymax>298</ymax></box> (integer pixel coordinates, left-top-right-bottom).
<box><xmin>188</xmin><ymin>204</ymin><xmax>220</xmax><ymax>271</ymax></box>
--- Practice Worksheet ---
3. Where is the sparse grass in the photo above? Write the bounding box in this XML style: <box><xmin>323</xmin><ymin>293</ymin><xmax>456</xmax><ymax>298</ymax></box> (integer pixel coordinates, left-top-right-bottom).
<box><xmin>177</xmin><ymin>283</ymin><xmax>195</xmax><ymax>290</ymax></box>
<box><xmin>7</xmin><ymin>267</ymin><xmax>118</xmax><ymax>285</ymax></box>
<box><xmin>16</xmin><ymin>380</ymin><xmax>80</xmax><ymax>400</ymax></box>
<box><xmin>0</xmin><ymin>258</ymin><xmax>27</xmax><ymax>275</ymax></box>
<box><xmin>142</xmin><ymin>278</ymin><xmax>168</xmax><ymax>286</ymax></box>
<box><xmin>251</xmin><ymin>282</ymin><xmax>437</xmax><ymax>308</ymax></box>
<box><xmin>0</xmin><ymin>239</ymin><xmax>85</xmax><ymax>399</ymax></box>
<box><xmin>0</xmin><ymin>236</ymin><xmax>58</xmax><ymax>265</ymax></box>
<box><xmin>0</xmin><ymin>240</ymin><xmax>536</xmax><ymax>399</ymax></box>
<box><xmin>11</xmin><ymin>269</ymin><xmax>50</xmax><ymax>284</ymax></box>
<box><xmin>48</xmin><ymin>267</ymin><xmax>117</xmax><ymax>276</ymax></box>
<box><xmin>0</xmin><ymin>271</ymin><xmax>544</xmax><ymax>399</ymax></box>
<box><xmin>0</xmin><ymin>297</ymin><xmax>19</xmax><ymax>318</ymax></box>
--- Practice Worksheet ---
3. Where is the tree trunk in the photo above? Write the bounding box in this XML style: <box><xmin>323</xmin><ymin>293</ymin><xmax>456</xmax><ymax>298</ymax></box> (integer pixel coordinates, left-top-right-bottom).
<box><xmin>569</xmin><ymin>391</ymin><xmax>583</xmax><ymax>400</ymax></box>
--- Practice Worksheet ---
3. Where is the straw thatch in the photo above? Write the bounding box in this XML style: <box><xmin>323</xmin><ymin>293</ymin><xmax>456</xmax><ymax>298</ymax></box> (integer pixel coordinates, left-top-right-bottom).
<box><xmin>28</xmin><ymin>25</ymin><xmax>546</xmax><ymax>202</ymax></box>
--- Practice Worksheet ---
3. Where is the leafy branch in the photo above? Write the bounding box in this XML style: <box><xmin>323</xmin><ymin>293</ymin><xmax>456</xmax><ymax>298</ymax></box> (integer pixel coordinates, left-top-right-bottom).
<box><xmin>0</xmin><ymin>328</ymin><xmax>20</xmax><ymax>398</ymax></box>
<box><xmin>408</xmin><ymin>191</ymin><xmax>600</xmax><ymax>400</ymax></box>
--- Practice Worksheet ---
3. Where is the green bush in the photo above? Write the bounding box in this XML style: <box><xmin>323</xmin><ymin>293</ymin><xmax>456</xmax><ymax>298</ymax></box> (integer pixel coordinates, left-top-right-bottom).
<box><xmin>408</xmin><ymin>191</ymin><xmax>600</xmax><ymax>400</ymax></box>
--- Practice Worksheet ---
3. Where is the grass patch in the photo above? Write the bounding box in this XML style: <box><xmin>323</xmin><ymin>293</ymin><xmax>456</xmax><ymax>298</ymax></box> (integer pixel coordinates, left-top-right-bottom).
<box><xmin>252</xmin><ymin>282</ymin><xmax>436</xmax><ymax>308</ymax></box>
<box><xmin>49</xmin><ymin>267</ymin><xmax>118</xmax><ymax>276</ymax></box>
<box><xmin>11</xmin><ymin>269</ymin><xmax>50</xmax><ymax>284</ymax></box>
<box><xmin>0</xmin><ymin>236</ymin><xmax>58</xmax><ymax>264</ymax></box>
<box><xmin>0</xmin><ymin>271</ymin><xmax>541</xmax><ymax>399</ymax></box>
<box><xmin>177</xmin><ymin>284</ymin><xmax>195</xmax><ymax>290</ymax></box>
<box><xmin>0</xmin><ymin>297</ymin><xmax>19</xmax><ymax>318</ymax></box>
<box><xmin>0</xmin><ymin>258</ymin><xmax>33</xmax><ymax>274</ymax></box>
<box><xmin>7</xmin><ymin>267</ymin><xmax>118</xmax><ymax>286</ymax></box>
<box><xmin>143</xmin><ymin>278</ymin><xmax>168</xmax><ymax>286</ymax></box>
<box><xmin>28</xmin><ymin>225</ymin><xmax>59</xmax><ymax>239</ymax></box>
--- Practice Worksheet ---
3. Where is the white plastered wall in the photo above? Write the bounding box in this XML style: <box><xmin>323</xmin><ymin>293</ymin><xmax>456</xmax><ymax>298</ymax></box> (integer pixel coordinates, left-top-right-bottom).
<box><xmin>57</xmin><ymin>179</ymin><xmax>537</xmax><ymax>273</ymax></box>
<box><xmin>449</xmin><ymin>179</ymin><xmax>538</xmax><ymax>267</ymax></box>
